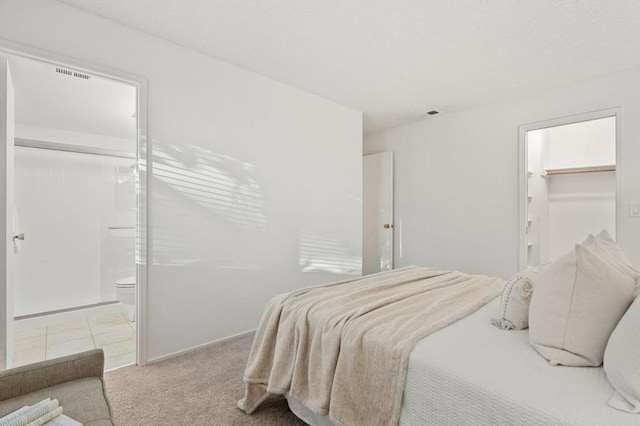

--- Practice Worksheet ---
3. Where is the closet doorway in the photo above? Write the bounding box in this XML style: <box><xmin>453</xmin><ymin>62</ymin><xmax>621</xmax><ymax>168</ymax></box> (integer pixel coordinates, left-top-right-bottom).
<box><xmin>519</xmin><ymin>109</ymin><xmax>619</xmax><ymax>269</ymax></box>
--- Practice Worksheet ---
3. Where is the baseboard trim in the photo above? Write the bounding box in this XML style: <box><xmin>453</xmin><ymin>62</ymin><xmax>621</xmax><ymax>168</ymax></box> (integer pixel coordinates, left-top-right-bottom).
<box><xmin>146</xmin><ymin>329</ymin><xmax>256</xmax><ymax>365</ymax></box>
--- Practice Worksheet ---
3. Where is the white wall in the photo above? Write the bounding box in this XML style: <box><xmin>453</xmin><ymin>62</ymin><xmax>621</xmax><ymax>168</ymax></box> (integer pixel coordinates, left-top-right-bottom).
<box><xmin>365</xmin><ymin>67</ymin><xmax>640</xmax><ymax>278</ymax></box>
<box><xmin>545</xmin><ymin>116</ymin><xmax>616</xmax><ymax>170</ymax></box>
<box><xmin>526</xmin><ymin>129</ymin><xmax>548</xmax><ymax>267</ymax></box>
<box><xmin>526</xmin><ymin>119</ymin><xmax>617</xmax><ymax>266</ymax></box>
<box><xmin>543</xmin><ymin>118</ymin><xmax>616</xmax><ymax>261</ymax></box>
<box><xmin>547</xmin><ymin>172</ymin><xmax>616</xmax><ymax>261</ymax></box>
<box><xmin>9</xmin><ymin>52</ymin><xmax>137</xmax><ymax>142</ymax></box>
<box><xmin>13</xmin><ymin>146</ymin><xmax>135</xmax><ymax>316</ymax></box>
<box><xmin>15</xmin><ymin>124</ymin><xmax>135</xmax><ymax>153</ymax></box>
<box><xmin>0</xmin><ymin>0</ymin><xmax>362</xmax><ymax>360</ymax></box>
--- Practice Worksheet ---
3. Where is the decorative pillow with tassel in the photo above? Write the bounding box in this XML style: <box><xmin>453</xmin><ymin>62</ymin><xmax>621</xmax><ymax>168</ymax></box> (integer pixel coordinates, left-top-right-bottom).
<box><xmin>492</xmin><ymin>269</ymin><xmax>538</xmax><ymax>330</ymax></box>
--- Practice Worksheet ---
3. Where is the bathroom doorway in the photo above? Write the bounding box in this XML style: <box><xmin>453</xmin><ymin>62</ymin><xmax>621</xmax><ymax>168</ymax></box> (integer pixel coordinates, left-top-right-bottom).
<box><xmin>519</xmin><ymin>109</ymin><xmax>619</xmax><ymax>270</ymax></box>
<box><xmin>0</xmin><ymin>45</ymin><xmax>148</xmax><ymax>371</ymax></box>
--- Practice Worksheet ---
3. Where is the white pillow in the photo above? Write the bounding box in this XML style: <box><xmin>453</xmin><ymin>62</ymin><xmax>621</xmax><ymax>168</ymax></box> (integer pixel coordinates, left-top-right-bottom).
<box><xmin>594</xmin><ymin>230</ymin><xmax>640</xmax><ymax>282</ymax></box>
<box><xmin>604</xmin><ymin>298</ymin><xmax>640</xmax><ymax>413</ymax></box>
<box><xmin>491</xmin><ymin>270</ymin><xmax>537</xmax><ymax>330</ymax></box>
<box><xmin>604</xmin><ymin>295</ymin><xmax>640</xmax><ymax>413</ymax></box>
<box><xmin>529</xmin><ymin>240</ymin><xmax>636</xmax><ymax>366</ymax></box>
<box><xmin>595</xmin><ymin>229</ymin><xmax>615</xmax><ymax>243</ymax></box>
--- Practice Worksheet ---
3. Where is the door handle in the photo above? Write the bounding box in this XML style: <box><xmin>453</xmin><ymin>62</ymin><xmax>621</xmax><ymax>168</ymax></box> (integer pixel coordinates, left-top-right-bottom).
<box><xmin>383</xmin><ymin>224</ymin><xmax>393</xmax><ymax>229</ymax></box>
<box><xmin>13</xmin><ymin>233</ymin><xmax>24</xmax><ymax>241</ymax></box>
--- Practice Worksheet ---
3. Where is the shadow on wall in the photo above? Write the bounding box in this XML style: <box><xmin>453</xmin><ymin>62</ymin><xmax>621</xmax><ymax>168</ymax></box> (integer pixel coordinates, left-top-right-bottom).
<box><xmin>150</xmin><ymin>141</ymin><xmax>361</xmax><ymax>276</ymax></box>
<box><xmin>154</xmin><ymin>142</ymin><xmax>267</xmax><ymax>230</ymax></box>
<box><xmin>151</xmin><ymin>141</ymin><xmax>267</xmax><ymax>268</ymax></box>
<box><xmin>298</xmin><ymin>232</ymin><xmax>361</xmax><ymax>275</ymax></box>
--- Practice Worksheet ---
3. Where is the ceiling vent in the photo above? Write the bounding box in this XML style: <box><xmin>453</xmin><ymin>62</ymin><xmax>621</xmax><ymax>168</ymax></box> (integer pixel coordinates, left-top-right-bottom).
<box><xmin>55</xmin><ymin>67</ymin><xmax>91</xmax><ymax>80</ymax></box>
<box><xmin>420</xmin><ymin>110</ymin><xmax>440</xmax><ymax>119</ymax></box>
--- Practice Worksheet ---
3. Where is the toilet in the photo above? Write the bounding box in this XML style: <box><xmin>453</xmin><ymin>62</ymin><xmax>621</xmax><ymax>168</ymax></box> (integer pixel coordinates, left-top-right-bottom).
<box><xmin>115</xmin><ymin>276</ymin><xmax>136</xmax><ymax>322</ymax></box>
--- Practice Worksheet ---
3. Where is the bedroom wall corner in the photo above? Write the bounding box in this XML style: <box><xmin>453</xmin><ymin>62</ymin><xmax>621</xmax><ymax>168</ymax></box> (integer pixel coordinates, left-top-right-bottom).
<box><xmin>364</xmin><ymin>67</ymin><xmax>640</xmax><ymax>278</ymax></box>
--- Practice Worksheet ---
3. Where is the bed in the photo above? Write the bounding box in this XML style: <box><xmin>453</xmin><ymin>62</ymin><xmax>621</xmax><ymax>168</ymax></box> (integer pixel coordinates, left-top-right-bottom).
<box><xmin>238</xmin><ymin>266</ymin><xmax>640</xmax><ymax>425</ymax></box>
<box><xmin>286</xmin><ymin>297</ymin><xmax>639</xmax><ymax>425</ymax></box>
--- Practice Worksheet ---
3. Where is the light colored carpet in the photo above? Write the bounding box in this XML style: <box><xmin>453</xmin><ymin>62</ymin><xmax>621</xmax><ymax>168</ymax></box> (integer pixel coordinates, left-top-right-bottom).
<box><xmin>104</xmin><ymin>333</ymin><xmax>306</xmax><ymax>425</ymax></box>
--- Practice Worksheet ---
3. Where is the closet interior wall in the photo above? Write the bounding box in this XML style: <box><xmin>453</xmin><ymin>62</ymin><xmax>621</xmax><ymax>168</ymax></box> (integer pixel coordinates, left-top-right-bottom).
<box><xmin>527</xmin><ymin>117</ymin><xmax>616</xmax><ymax>267</ymax></box>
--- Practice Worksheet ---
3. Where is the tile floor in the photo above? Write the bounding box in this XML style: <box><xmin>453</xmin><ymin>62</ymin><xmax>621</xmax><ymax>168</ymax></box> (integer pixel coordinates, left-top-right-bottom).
<box><xmin>13</xmin><ymin>312</ymin><xmax>135</xmax><ymax>371</ymax></box>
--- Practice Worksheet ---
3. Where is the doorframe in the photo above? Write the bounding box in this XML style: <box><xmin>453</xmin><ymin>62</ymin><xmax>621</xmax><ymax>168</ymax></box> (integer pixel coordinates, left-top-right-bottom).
<box><xmin>517</xmin><ymin>106</ymin><xmax>622</xmax><ymax>270</ymax></box>
<box><xmin>363</xmin><ymin>151</ymin><xmax>394</xmax><ymax>274</ymax></box>
<box><xmin>0</xmin><ymin>39</ymin><xmax>150</xmax><ymax>366</ymax></box>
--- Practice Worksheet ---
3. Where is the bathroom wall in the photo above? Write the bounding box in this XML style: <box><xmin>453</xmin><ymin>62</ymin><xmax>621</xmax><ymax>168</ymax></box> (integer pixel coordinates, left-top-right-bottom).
<box><xmin>100</xmin><ymin>160</ymin><xmax>135</xmax><ymax>303</ymax></box>
<box><xmin>12</xmin><ymin>56</ymin><xmax>137</xmax><ymax>317</ymax></box>
<box><xmin>15</xmin><ymin>124</ymin><xmax>134</xmax><ymax>154</ymax></box>
<box><xmin>11</xmin><ymin>54</ymin><xmax>137</xmax><ymax>314</ymax></box>
<box><xmin>13</xmin><ymin>146</ymin><xmax>135</xmax><ymax>316</ymax></box>
<box><xmin>0</xmin><ymin>0</ymin><xmax>362</xmax><ymax>361</ymax></box>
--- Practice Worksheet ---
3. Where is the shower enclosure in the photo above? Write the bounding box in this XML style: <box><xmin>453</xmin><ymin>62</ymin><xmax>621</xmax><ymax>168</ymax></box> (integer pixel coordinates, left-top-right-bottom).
<box><xmin>13</xmin><ymin>143</ymin><xmax>135</xmax><ymax>317</ymax></box>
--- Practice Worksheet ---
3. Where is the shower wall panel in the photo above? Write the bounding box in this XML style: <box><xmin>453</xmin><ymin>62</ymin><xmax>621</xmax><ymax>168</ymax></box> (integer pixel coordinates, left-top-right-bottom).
<box><xmin>14</xmin><ymin>147</ymin><xmax>134</xmax><ymax>316</ymax></box>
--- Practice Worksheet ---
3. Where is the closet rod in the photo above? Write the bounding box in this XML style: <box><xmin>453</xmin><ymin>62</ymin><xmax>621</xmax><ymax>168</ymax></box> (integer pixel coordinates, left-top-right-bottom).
<box><xmin>15</xmin><ymin>138</ymin><xmax>135</xmax><ymax>160</ymax></box>
<box><xmin>545</xmin><ymin>165</ymin><xmax>615</xmax><ymax>176</ymax></box>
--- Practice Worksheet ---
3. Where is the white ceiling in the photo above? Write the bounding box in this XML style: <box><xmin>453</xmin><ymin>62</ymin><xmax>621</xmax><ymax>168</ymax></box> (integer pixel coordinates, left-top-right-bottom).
<box><xmin>10</xmin><ymin>54</ymin><xmax>136</xmax><ymax>139</ymax></box>
<box><xmin>57</xmin><ymin>0</ymin><xmax>640</xmax><ymax>133</ymax></box>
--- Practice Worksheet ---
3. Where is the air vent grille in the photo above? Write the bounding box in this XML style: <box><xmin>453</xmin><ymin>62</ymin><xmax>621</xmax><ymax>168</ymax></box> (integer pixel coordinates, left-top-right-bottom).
<box><xmin>420</xmin><ymin>110</ymin><xmax>441</xmax><ymax>119</ymax></box>
<box><xmin>55</xmin><ymin>67</ymin><xmax>91</xmax><ymax>80</ymax></box>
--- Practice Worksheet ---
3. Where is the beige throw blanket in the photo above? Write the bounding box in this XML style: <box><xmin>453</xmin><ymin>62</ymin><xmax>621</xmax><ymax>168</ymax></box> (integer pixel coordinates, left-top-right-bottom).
<box><xmin>238</xmin><ymin>266</ymin><xmax>503</xmax><ymax>425</ymax></box>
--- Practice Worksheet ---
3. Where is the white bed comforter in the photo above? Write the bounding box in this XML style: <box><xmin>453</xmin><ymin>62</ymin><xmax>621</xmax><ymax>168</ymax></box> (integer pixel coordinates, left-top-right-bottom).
<box><xmin>401</xmin><ymin>298</ymin><xmax>640</xmax><ymax>426</ymax></box>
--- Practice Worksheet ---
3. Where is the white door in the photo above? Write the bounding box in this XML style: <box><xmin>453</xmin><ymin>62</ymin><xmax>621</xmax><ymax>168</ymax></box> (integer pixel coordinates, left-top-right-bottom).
<box><xmin>363</xmin><ymin>152</ymin><xmax>394</xmax><ymax>275</ymax></box>
<box><xmin>0</xmin><ymin>56</ymin><xmax>15</xmax><ymax>370</ymax></box>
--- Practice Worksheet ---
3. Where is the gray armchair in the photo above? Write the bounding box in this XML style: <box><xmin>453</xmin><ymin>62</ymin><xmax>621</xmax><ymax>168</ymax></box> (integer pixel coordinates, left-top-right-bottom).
<box><xmin>0</xmin><ymin>349</ymin><xmax>114</xmax><ymax>425</ymax></box>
